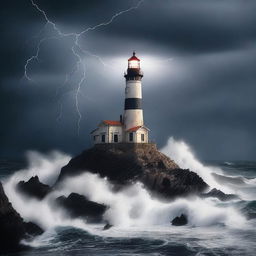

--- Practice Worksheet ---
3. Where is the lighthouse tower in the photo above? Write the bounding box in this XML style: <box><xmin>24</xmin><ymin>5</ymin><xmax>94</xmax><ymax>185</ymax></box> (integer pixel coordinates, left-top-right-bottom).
<box><xmin>91</xmin><ymin>52</ymin><xmax>149</xmax><ymax>144</ymax></box>
<box><xmin>123</xmin><ymin>51</ymin><xmax>144</xmax><ymax>130</ymax></box>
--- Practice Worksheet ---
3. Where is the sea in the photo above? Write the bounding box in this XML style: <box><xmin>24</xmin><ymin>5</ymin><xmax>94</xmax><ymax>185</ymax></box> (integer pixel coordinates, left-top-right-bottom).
<box><xmin>0</xmin><ymin>138</ymin><xmax>255</xmax><ymax>256</ymax></box>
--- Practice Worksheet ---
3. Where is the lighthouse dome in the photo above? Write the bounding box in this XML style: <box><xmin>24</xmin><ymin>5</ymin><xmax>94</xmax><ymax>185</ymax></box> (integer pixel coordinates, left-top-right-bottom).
<box><xmin>128</xmin><ymin>51</ymin><xmax>140</xmax><ymax>61</ymax></box>
<box><xmin>128</xmin><ymin>51</ymin><xmax>140</xmax><ymax>68</ymax></box>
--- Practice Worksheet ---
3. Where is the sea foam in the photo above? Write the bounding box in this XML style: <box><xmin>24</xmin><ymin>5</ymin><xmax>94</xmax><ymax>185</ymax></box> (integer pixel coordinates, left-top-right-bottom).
<box><xmin>2</xmin><ymin>139</ymin><xmax>247</xmax><ymax>236</ymax></box>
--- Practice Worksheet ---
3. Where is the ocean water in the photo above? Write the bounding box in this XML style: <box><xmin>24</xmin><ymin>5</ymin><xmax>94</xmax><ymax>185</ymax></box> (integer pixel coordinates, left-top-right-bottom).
<box><xmin>1</xmin><ymin>138</ymin><xmax>256</xmax><ymax>256</ymax></box>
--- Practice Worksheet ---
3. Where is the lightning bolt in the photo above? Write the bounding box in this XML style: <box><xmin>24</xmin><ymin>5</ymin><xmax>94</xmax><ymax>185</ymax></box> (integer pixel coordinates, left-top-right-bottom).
<box><xmin>82</xmin><ymin>50</ymin><xmax>109</xmax><ymax>69</ymax></box>
<box><xmin>25</xmin><ymin>0</ymin><xmax>144</xmax><ymax>135</ymax></box>
<box><xmin>24</xmin><ymin>36</ymin><xmax>59</xmax><ymax>82</ymax></box>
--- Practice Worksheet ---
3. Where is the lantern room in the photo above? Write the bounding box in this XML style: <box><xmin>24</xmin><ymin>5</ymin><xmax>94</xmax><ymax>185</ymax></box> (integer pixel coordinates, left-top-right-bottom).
<box><xmin>128</xmin><ymin>51</ymin><xmax>140</xmax><ymax>69</ymax></box>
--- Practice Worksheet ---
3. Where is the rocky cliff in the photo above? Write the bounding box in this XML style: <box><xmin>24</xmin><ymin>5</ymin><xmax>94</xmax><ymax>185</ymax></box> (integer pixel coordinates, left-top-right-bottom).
<box><xmin>55</xmin><ymin>193</ymin><xmax>107</xmax><ymax>222</ymax></box>
<box><xmin>0</xmin><ymin>182</ymin><xmax>43</xmax><ymax>252</ymax></box>
<box><xmin>57</xmin><ymin>143</ymin><xmax>208</xmax><ymax>199</ymax></box>
<box><xmin>17</xmin><ymin>176</ymin><xmax>52</xmax><ymax>200</ymax></box>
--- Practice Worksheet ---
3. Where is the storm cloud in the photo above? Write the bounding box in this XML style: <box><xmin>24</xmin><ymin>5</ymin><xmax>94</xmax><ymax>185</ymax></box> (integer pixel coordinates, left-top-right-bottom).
<box><xmin>1</xmin><ymin>0</ymin><xmax>256</xmax><ymax>160</ymax></box>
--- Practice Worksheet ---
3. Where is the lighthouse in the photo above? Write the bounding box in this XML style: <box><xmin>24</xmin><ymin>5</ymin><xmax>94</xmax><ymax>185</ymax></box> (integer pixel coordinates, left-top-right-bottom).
<box><xmin>123</xmin><ymin>51</ymin><xmax>144</xmax><ymax>130</ymax></box>
<box><xmin>91</xmin><ymin>52</ymin><xmax>149</xmax><ymax>144</ymax></box>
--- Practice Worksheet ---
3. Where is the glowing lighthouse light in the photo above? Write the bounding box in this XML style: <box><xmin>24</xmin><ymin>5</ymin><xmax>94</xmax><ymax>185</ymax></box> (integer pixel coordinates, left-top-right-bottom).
<box><xmin>128</xmin><ymin>51</ymin><xmax>140</xmax><ymax>68</ymax></box>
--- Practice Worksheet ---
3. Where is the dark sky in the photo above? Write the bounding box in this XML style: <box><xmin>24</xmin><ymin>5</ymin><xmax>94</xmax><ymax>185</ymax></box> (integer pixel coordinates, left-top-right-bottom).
<box><xmin>1</xmin><ymin>0</ymin><xmax>256</xmax><ymax>160</ymax></box>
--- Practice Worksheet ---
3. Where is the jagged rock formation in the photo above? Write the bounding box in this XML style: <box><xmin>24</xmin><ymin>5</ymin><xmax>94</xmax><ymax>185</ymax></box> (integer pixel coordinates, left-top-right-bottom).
<box><xmin>103</xmin><ymin>223</ymin><xmax>113</xmax><ymax>230</ymax></box>
<box><xmin>171</xmin><ymin>214</ymin><xmax>188</xmax><ymax>226</ymax></box>
<box><xmin>57</xmin><ymin>143</ymin><xmax>208</xmax><ymax>199</ymax></box>
<box><xmin>55</xmin><ymin>193</ymin><xmax>107</xmax><ymax>222</ymax></box>
<box><xmin>200</xmin><ymin>188</ymin><xmax>239</xmax><ymax>201</ymax></box>
<box><xmin>0</xmin><ymin>182</ymin><xmax>43</xmax><ymax>253</ymax></box>
<box><xmin>17</xmin><ymin>176</ymin><xmax>51</xmax><ymax>200</ymax></box>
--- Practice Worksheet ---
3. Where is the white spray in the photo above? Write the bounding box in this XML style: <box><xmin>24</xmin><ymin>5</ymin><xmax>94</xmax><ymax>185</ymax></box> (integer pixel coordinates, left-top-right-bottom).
<box><xmin>3</xmin><ymin>141</ymin><xmax>246</xmax><ymax>236</ymax></box>
<box><xmin>160</xmin><ymin>137</ymin><xmax>235</xmax><ymax>193</ymax></box>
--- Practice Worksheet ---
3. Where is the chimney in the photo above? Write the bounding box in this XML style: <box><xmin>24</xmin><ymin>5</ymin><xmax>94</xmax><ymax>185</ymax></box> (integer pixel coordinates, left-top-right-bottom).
<box><xmin>120</xmin><ymin>115</ymin><xmax>123</xmax><ymax>123</ymax></box>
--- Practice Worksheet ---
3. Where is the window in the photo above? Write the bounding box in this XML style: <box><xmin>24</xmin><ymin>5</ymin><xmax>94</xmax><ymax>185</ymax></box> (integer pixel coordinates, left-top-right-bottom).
<box><xmin>129</xmin><ymin>132</ymin><xmax>133</xmax><ymax>142</ymax></box>
<box><xmin>114</xmin><ymin>134</ymin><xmax>118</xmax><ymax>143</ymax></box>
<box><xmin>93</xmin><ymin>135</ymin><xmax>96</xmax><ymax>141</ymax></box>
<box><xmin>101</xmin><ymin>134</ymin><xmax>105</xmax><ymax>143</ymax></box>
<box><xmin>141</xmin><ymin>134</ymin><xmax>145</xmax><ymax>142</ymax></box>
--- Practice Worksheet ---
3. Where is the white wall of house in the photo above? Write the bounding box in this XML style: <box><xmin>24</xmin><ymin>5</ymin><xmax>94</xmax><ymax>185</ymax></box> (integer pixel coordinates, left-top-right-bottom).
<box><xmin>109</xmin><ymin>126</ymin><xmax>123</xmax><ymax>143</ymax></box>
<box><xmin>92</xmin><ymin>125</ymin><xmax>108</xmax><ymax>144</ymax></box>
<box><xmin>135</xmin><ymin>128</ymin><xmax>148</xmax><ymax>143</ymax></box>
<box><xmin>92</xmin><ymin>125</ymin><xmax>123</xmax><ymax>144</ymax></box>
<box><xmin>125</xmin><ymin>127</ymin><xmax>148</xmax><ymax>143</ymax></box>
<box><xmin>92</xmin><ymin>124</ymin><xmax>149</xmax><ymax>144</ymax></box>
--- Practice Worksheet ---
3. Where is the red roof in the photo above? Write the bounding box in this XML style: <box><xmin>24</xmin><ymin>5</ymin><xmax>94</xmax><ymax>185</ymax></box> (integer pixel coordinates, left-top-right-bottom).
<box><xmin>103</xmin><ymin>120</ymin><xmax>122</xmax><ymax>126</ymax></box>
<box><xmin>126</xmin><ymin>126</ymin><xmax>142</xmax><ymax>132</ymax></box>
<box><xmin>128</xmin><ymin>51</ymin><xmax>140</xmax><ymax>61</ymax></box>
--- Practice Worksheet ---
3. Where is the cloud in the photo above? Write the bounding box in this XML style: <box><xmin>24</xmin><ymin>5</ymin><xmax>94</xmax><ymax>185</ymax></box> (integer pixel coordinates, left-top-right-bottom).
<box><xmin>0</xmin><ymin>0</ymin><xmax>255</xmax><ymax>160</ymax></box>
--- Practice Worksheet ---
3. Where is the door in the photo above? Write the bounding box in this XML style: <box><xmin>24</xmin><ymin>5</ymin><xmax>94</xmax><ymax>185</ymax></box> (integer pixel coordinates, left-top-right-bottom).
<box><xmin>129</xmin><ymin>132</ymin><xmax>133</xmax><ymax>142</ymax></box>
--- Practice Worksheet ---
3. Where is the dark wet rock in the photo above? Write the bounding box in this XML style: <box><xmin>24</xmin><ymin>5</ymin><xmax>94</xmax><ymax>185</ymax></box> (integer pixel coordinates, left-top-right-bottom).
<box><xmin>24</xmin><ymin>221</ymin><xmax>44</xmax><ymax>237</ymax></box>
<box><xmin>17</xmin><ymin>176</ymin><xmax>51</xmax><ymax>200</ymax></box>
<box><xmin>57</xmin><ymin>144</ymin><xmax>208</xmax><ymax>199</ymax></box>
<box><xmin>0</xmin><ymin>182</ymin><xmax>26</xmax><ymax>252</ymax></box>
<box><xmin>103</xmin><ymin>223</ymin><xmax>113</xmax><ymax>230</ymax></box>
<box><xmin>171</xmin><ymin>214</ymin><xmax>188</xmax><ymax>226</ymax></box>
<box><xmin>142</xmin><ymin>168</ymin><xmax>207</xmax><ymax>199</ymax></box>
<box><xmin>200</xmin><ymin>188</ymin><xmax>238</xmax><ymax>201</ymax></box>
<box><xmin>56</xmin><ymin>193</ymin><xmax>107</xmax><ymax>222</ymax></box>
<box><xmin>0</xmin><ymin>182</ymin><xmax>43</xmax><ymax>253</ymax></box>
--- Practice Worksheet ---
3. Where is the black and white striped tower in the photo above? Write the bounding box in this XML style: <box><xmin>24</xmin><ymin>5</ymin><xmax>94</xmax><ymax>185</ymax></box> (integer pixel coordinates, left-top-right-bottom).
<box><xmin>124</xmin><ymin>52</ymin><xmax>144</xmax><ymax>130</ymax></box>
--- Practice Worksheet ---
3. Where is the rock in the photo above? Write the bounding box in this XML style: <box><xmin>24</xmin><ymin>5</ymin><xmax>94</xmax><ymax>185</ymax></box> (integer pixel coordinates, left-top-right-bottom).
<box><xmin>200</xmin><ymin>188</ymin><xmax>238</xmax><ymax>201</ymax></box>
<box><xmin>0</xmin><ymin>182</ymin><xmax>26</xmax><ymax>252</ymax></box>
<box><xmin>103</xmin><ymin>223</ymin><xmax>113</xmax><ymax>230</ymax></box>
<box><xmin>24</xmin><ymin>222</ymin><xmax>44</xmax><ymax>237</ymax></box>
<box><xmin>55</xmin><ymin>193</ymin><xmax>107</xmax><ymax>222</ymax></box>
<box><xmin>17</xmin><ymin>176</ymin><xmax>51</xmax><ymax>200</ymax></box>
<box><xmin>141</xmin><ymin>168</ymin><xmax>207</xmax><ymax>199</ymax></box>
<box><xmin>171</xmin><ymin>214</ymin><xmax>188</xmax><ymax>226</ymax></box>
<box><xmin>0</xmin><ymin>182</ymin><xmax>43</xmax><ymax>252</ymax></box>
<box><xmin>57</xmin><ymin>144</ymin><xmax>208</xmax><ymax>199</ymax></box>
